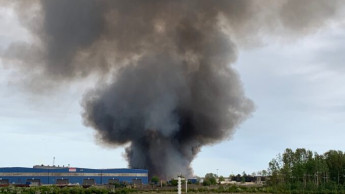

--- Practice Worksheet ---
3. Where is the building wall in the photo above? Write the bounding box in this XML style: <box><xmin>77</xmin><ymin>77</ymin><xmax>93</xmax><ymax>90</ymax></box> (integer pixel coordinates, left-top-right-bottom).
<box><xmin>0</xmin><ymin>167</ymin><xmax>148</xmax><ymax>185</ymax></box>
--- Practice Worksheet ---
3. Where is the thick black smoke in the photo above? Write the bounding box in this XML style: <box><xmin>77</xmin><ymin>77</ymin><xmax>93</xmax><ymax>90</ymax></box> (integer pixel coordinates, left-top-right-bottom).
<box><xmin>83</xmin><ymin>52</ymin><xmax>252</xmax><ymax>178</ymax></box>
<box><xmin>1</xmin><ymin>0</ymin><xmax>344</xmax><ymax>178</ymax></box>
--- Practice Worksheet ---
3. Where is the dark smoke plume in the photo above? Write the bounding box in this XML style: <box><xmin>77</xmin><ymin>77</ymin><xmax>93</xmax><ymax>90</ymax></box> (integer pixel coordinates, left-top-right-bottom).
<box><xmin>1</xmin><ymin>0</ymin><xmax>344</xmax><ymax>178</ymax></box>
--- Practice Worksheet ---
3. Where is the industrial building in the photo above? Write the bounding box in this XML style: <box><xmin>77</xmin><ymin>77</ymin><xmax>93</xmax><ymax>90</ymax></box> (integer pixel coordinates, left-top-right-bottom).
<box><xmin>0</xmin><ymin>165</ymin><xmax>148</xmax><ymax>186</ymax></box>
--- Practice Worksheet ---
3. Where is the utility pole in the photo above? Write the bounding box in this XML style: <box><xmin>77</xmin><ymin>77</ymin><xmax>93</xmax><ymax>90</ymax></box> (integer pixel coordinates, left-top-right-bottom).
<box><xmin>176</xmin><ymin>176</ymin><xmax>187</xmax><ymax>194</ymax></box>
<box><xmin>177</xmin><ymin>177</ymin><xmax>181</xmax><ymax>194</ymax></box>
<box><xmin>185</xmin><ymin>178</ymin><xmax>187</xmax><ymax>193</ymax></box>
<box><xmin>217</xmin><ymin>169</ymin><xmax>219</xmax><ymax>184</ymax></box>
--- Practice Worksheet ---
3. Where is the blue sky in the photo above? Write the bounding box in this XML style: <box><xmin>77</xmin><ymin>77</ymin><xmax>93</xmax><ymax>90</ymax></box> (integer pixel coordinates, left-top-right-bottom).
<box><xmin>1</xmin><ymin>5</ymin><xmax>345</xmax><ymax>177</ymax></box>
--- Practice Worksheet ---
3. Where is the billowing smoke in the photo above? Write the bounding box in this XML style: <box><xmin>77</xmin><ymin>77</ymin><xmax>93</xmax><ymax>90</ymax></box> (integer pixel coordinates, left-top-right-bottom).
<box><xmin>1</xmin><ymin>0</ymin><xmax>344</xmax><ymax>178</ymax></box>
<box><xmin>83</xmin><ymin>52</ymin><xmax>252</xmax><ymax>178</ymax></box>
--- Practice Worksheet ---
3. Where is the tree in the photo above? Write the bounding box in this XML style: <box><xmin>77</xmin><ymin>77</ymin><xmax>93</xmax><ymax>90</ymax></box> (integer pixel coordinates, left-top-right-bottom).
<box><xmin>204</xmin><ymin>173</ymin><xmax>217</xmax><ymax>185</ymax></box>
<box><xmin>151</xmin><ymin>176</ymin><xmax>160</xmax><ymax>185</ymax></box>
<box><xmin>229</xmin><ymin>174</ymin><xmax>235</xmax><ymax>179</ymax></box>
<box><xmin>241</xmin><ymin>171</ymin><xmax>247</xmax><ymax>183</ymax></box>
<box><xmin>219</xmin><ymin>176</ymin><xmax>225</xmax><ymax>183</ymax></box>
<box><xmin>261</xmin><ymin>170</ymin><xmax>268</xmax><ymax>177</ymax></box>
<box><xmin>169</xmin><ymin>179</ymin><xmax>178</xmax><ymax>186</ymax></box>
<box><xmin>324</xmin><ymin>150</ymin><xmax>345</xmax><ymax>185</ymax></box>
<box><xmin>268</xmin><ymin>154</ymin><xmax>283</xmax><ymax>186</ymax></box>
<box><xmin>202</xmin><ymin>179</ymin><xmax>211</xmax><ymax>186</ymax></box>
<box><xmin>267</xmin><ymin>148</ymin><xmax>345</xmax><ymax>192</ymax></box>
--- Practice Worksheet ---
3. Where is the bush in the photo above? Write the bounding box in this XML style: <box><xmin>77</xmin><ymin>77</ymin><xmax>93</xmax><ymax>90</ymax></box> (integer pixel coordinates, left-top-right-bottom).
<box><xmin>202</xmin><ymin>180</ymin><xmax>211</xmax><ymax>186</ymax></box>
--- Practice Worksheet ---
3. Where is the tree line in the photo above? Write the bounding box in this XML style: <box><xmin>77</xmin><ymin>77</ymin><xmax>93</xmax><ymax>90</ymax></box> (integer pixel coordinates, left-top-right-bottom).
<box><xmin>268</xmin><ymin>148</ymin><xmax>345</xmax><ymax>192</ymax></box>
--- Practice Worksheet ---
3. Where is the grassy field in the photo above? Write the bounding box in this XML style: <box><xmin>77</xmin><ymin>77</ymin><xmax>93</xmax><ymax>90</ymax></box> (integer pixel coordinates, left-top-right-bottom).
<box><xmin>0</xmin><ymin>184</ymin><xmax>272</xmax><ymax>194</ymax></box>
<box><xmin>2</xmin><ymin>184</ymin><xmax>340</xmax><ymax>193</ymax></box>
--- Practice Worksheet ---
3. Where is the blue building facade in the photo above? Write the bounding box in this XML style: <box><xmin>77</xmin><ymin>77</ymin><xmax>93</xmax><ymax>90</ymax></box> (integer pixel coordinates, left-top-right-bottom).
<box><xmin>0</xmin><ymin>166</ymin><xmax>148</xmax><ymax>186</ymax></box>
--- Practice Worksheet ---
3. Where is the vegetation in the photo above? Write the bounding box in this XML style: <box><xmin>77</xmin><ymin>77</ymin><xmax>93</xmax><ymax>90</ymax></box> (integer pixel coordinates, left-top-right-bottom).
<box><xmin>150</xmin><ymin>175</ymin><xmax>160</xmax><ymax>185</ymax></box>
<box><xmin>267</xmin><ymin>148</ymin><xmax>345</xmax><ymax>193</ymax></box>
<box><xmin>0</xmin><ymin>185</ymin><xmax>136</xmax><ymax>194</ymax></box>
<box><xmin>195</xmin><ymin>148</ymin><xmax>345</xmax><ymax>193</ymax></box>
<box><xmin>203</xmin><ymin>173</ymin><xmax>217</xmax><ymax>186</ymax></box>
<box><xmin>169</xmin><ymin>179</ymin><xmax>178</xmax><ymax>186</ymax></box>
<box><xmin>219</xmin><ymin>175</ymin><xmax>225</xmax><ymax>183</ymax></box>
<box><xmin>2</xmin><ymin>148</ymin><xmax>345</xmax><ymax>193</ymax></box>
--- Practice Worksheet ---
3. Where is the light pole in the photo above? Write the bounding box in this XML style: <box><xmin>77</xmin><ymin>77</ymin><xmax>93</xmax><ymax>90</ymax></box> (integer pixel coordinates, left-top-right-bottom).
<box><xmin>216</xmin><ymin>169</ymin><xmax>219</xmax><ymax>184</ymax></box>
